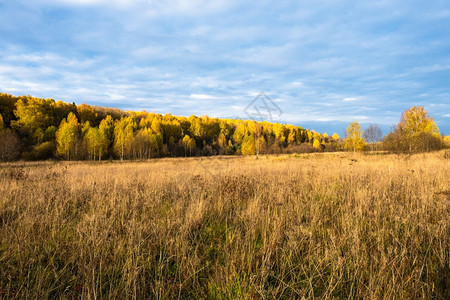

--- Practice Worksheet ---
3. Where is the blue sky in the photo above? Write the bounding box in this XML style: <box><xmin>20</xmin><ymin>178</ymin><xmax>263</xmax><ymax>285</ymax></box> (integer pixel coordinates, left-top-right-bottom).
<box><xmin>1</xmin><ymin>0</ymin><xmax>449</xmax><ymax>136</ymax></box>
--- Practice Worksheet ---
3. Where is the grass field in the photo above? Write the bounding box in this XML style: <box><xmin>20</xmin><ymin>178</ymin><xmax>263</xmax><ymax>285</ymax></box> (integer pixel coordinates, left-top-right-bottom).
<box><xmin>0</xmin><ymin>152</ymin><xmax>449</xmax><ymax>299</ymax></box>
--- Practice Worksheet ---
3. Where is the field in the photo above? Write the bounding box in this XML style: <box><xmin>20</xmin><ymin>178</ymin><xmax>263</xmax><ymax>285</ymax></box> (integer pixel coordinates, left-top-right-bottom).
<box><xmin>0</xmin><ymin>152</ymin><xmax>449</xmax><ymax>299</ymax></box>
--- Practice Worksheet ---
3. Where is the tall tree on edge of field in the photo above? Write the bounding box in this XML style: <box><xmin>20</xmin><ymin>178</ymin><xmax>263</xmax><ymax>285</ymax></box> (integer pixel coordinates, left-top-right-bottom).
<box><xmin>114</xmin><ymin>116</ymin><xmax>135</xmax><ymax>160</ymax></box>
<box><xmin>344</xmin><ymin>121</ymin><xmax>365</xmax><ymax>152</ymax></box>
<box><xmin>56</xmin><ymin>112</ymin><xmax>79</xmax><ymax>160</ymax></box>
<box><xmin>398</xmin><ymin>106</ymin><xmax>441</xmax><ymax>152</ymax></box>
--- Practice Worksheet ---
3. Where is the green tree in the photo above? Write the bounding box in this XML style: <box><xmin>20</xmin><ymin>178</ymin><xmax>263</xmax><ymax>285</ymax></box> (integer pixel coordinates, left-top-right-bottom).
<box><xmin>344</xmin><ymin>121</ymin><xmax>365</xmax><ymax>152</ymax></box>
<box><xmin>56</xmin><ymin>112</ymin><xmax>79</xmax><ymax>159</ymax></box>
<box><xmin>44</xmin><ymin>126</ymin><xmax>57</xmax><ymax>142</ymax></box>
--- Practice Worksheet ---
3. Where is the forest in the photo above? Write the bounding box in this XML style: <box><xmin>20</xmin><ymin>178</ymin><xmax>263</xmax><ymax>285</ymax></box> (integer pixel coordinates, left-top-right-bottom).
<box><xmin>0</xmin><ymin>93</ymin><xmax>341</xmax><ymax>161</ymax></box>
<box><xmin>0</xmin><ymin>93</ymin><xmax>447</xmax><ymax>161</ymax></box>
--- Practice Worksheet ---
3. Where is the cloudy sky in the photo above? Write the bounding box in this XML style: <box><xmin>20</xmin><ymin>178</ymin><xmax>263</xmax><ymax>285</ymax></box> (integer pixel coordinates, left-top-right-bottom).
<box><xmin>1</xmin><ymin>0</ymin><xmax>449</xmax><ymax>135</ymax></box>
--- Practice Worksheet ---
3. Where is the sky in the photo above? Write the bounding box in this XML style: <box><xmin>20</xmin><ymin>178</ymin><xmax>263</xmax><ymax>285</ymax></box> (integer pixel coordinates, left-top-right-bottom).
<box><xmin>1</xmin><ymin>0</ymin><xmax>449</xmax><ymax>136</ymax></box>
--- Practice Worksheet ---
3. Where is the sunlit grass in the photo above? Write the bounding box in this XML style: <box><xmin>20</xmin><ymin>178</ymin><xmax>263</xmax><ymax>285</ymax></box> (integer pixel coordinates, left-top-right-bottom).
<box><xmin>0</xmin><ymin>151</ymin><xmax>449</xmax><ymax>298</ymax></box>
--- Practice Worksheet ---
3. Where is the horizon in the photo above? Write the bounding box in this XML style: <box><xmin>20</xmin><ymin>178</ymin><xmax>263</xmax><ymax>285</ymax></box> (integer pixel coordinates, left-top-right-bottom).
<box><xmin>1</xmin><ymin>1</ymin><xmax>449</xmax><ymax>135</ymax></box>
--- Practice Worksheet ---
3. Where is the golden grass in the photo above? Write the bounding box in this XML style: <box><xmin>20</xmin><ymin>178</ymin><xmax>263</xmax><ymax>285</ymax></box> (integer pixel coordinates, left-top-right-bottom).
<box><xmin>0</xmin><ymin>152</ymin><xmax>449</xmax><ymax>299</ymax></box>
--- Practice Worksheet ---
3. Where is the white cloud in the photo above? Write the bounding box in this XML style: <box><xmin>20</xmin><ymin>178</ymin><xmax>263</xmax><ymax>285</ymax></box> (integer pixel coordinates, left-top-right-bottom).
<box><xmin>189</xmin><ymin>94</ymin><xmax>219</xmax><ymax>100</ymax></box>
<box><xmin>51</xmin><ymin>0</ymin><xmax>143</xmax><ymax>6</ymax></box>
<box><xmin>290</xmin><ymin>81</ymin><xmax>304</xmax><ymax>87</ymax></box>
<box><xmin>343</xmin><ymin>97</ymin><xmax>363</xmax><ymax>102</ymax></box>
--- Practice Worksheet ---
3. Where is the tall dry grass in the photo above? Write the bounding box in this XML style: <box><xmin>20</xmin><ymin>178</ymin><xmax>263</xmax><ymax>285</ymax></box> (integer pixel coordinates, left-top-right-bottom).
<box><xmin>0</xmin><ymin>152</ymin><xmax>449</xmax><ymax>299</ymax></box>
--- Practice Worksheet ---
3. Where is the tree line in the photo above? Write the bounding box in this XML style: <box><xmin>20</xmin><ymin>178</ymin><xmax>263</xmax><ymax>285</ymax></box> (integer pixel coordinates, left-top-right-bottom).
<box><xmin>0</xmin><ymin>93</ymin><xmax>448</xmax><ymax>161</ymax></box>
<box><xmin>0</xmin><ymin>93</ymin><xmax>341</xmax><ymax>161</ymax></box>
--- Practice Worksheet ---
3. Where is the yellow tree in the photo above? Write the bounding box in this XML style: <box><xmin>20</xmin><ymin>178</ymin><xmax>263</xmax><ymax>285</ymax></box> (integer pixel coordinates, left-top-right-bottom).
<box><xmin>232</xmin><ymin>121</ymin><xmax>247</xmax><ymax>144</ymax></box>
<box><xmin>444</xmin><ymin>136</ymin><xmax>450</xmax><ymax>147</ymax></box>
<box><xmin>398</xmin><ymin>106</ymin><xmax>441</xmax><ymax>152</ymax></box>
<box><xmin>77</xmin><ymin>103</ymin><xmax>97</xmax><ymax>125</ymax></box>
<box><xmin>241</xmin><ymin>135</ymin><xmax>255</xmax><ymax>155</ymax></box>
<box><xmin>313</xmin><ymin>138</ymin><xmax>321</xmax><ymax>149</ymax></box>
<box><xmin>287</xmin><ymin>125</ymin><xmax>296</xmax><ymax>144</ymax></box>
<box><xmin>0</xmin><ymin>114</ymin><xmax>4</xmax><ymax>132</ymax></box>
<box><xmin>182</xmin><ymin>134</ymin><xmax>192</xmax><ymax>157</ymax></box>
<box><xmin>187</xmin><ymin>136</ymin><xmax>196</xmax><ymax>156</ymax></box>
<box><xmin>217</xmin><ymin>132</ymin><xmax>228</xmax><ymax>154</ymax></box>
<box><xmin>114</xmin><ymin>116</ymin><xmax>135</xmax><ymax>160</ymax></box>
<box><xmin>12</xmin><ymin>96</ymin><xmax>55</xmax><ymax>134</ymax></box>
<box><xmin>99</xmin><ymin>115</ymin><xmax>114</xmax><ymax>159</ymax></box>
<box><xmin>56</xmin><ymin>112</ymin><xmax>79</xmax><ymax>159</ymax></box>
<box><xmin>83</xmin><ymin>126</ymin><xmax>101</xmax><ymax>160</ymax></box>
<box><xmin>344</xmin><ymin>121</ymin><xmax>365</xmax><ymax>152</ymax></box>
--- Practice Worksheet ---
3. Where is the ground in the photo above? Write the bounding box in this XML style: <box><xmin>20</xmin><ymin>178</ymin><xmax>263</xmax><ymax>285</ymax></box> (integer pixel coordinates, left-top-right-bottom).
<box><xmin>0</xmin><ymin>152</ymin><xmax>449</xmax><ymax>298</ymax></box>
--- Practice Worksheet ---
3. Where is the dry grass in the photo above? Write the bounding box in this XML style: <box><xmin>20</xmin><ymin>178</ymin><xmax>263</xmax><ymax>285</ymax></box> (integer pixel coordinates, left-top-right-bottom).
<box><xmin>0</xmin><ymin>152</ymin><xmax>449</xmax><ymax>299</ymax></box>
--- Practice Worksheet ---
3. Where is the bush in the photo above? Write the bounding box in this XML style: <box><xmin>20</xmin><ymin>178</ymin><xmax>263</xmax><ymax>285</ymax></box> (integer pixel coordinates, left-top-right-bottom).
<box><xmin>383</xmin><ymin>131</ymin><xmax>445</xmax><ymax>153</ymax></box>
<box><xmin>23</xmin><ymin>142</ymin><xmax>56</xmax><ymax>160</ymax></box>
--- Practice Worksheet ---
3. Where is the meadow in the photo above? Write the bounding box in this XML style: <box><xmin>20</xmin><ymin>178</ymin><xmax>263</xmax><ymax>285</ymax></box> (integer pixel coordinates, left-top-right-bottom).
<box><xmin>0</xmin><ymin>152</ymin><xmax>449</xmax><ymax>299</ymax></box>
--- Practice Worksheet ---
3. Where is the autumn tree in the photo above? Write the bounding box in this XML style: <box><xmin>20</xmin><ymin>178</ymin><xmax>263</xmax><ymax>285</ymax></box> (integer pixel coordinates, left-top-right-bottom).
<box><xmin>83</xmin><ymin>125</ymin><xmax>104</xmax><ymax>160</ymax></box>
<box><xmin>12</xmin><ymin>97</ymin><xmax>55</xmax><ymax>134</ymax></box>
<box><xmin>306</xmin><ymin>131</ymin><xmax>313</xmax><ymax>143</ymax></box>
<box><xmin>313</xmin><ymin>138</ymin><xmax>321</xmax><ymax>150</ymax></box>
<box><xmin>11</xmin><ymin>97</ymin><xmax>57</xmax><ymax>151</ymax></box>
<box><xmin>332</xmin><ymin>133</ymin><xmax>340</xmax><ymax>140</ymax></box>
<box><xmin>241</xmin><ymin>135</ymin><xmax>255</xmax><ymax>155</ymax></box>
<box><xmin>114</xmin><ymin>116</ymin><xmax>135</xmax><ymax>160</ymax></box>
<box><xmin>217</xmin><ymin>132</ymin><xmax>228</xmax><ymax>154</ymax></box>
<box><xmin>181</xmin><ymin>134</ymin><xmax>196</xmax><ymax>157</ymax></box>
<box><xmin>383</xmin><ymin>106</ymin><xmax>444</xmax><ymax>152</ymax></box>
<box><xmin>56</xmin><ymin>112</ymin><xmax>79</xmax><ymax>159</ymax></box>
<box><xmin>232</xmin><ymin>121</ymin><xmax>248</xmax><ymax>144</ymax></box>
<box><xmin>399</xmin><ymin>106</ymin><xmax>442</xmax><ymax>152</ymax></box>
<box><xmin>0</xmin><ymin>114</ymin><xmax>4</xmax><ymax>132</ymax></box>
<box><xmin>99</xmin><ymin>115</ymin><xmax>114</xmax><ymax>159</ymax></box>
<box><xmin>130</xmin><ymin>129</ymin><xmax>152</xmax><ymax>159</ymax></box>
<box><xmin>77</xmin><ymin>103</ymin><xmax>98</xmax><ymax>125</ymax></box>
<box><xmin>344</xmin><ymin>121</ymin><xmax>365</xmax><ymax>152</ymax></box>
<box><xmin>443</xmin><ymin>136</ymin><xmax>450</xmax><ymax>147</ymax></box>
